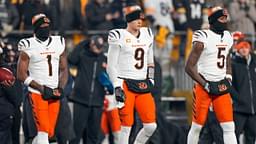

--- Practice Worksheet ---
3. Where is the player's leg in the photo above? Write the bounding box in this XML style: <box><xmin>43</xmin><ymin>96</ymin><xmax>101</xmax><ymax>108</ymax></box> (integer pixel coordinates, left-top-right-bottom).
<box><xmin>118</xmin><ymin>83</ymin><xmax>136</xmax><ymax>144</ymax></box>
<box><xmin>134</xmin><ymin>92</ymin><xmax>157</xmax><ymax>144</ymax></box>
<box><xmin>48</xmin><ymin>100</ymin><xmax>60</xmax><ymax>138</ymax></box>
<box><xmin>187</xmin><ymin>84</ymin><xmax>211</xmax><ymax>144</ymax></box>
<box><xmin>29</xmin><ymin>93</ymin><xmax>50</xmax><ymax>144</ymax></box>
<box><xmin>107</xmin><ymin>108</ymin><xmax>121</xmax><ymax>144</ymax></box>
<box><xmin>213</xmin><ymin>93</ymin><xmax>237</xmax><ymax>144</ymax></box>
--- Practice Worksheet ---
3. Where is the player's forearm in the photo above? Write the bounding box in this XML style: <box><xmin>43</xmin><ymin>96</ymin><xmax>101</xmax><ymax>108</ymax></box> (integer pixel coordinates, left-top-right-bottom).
<box><xmin>58</xmin><ymin>67</ymin><xmax>68</xmax><ymax>89</ymax></box>
<box><xmin>185</xmin><ymin>65</ymin><xmax>206</xmax><ymax>86</ymax></box>
<box><xmin>59</xmin><ymin>50</ymin><xmax>68</xmax><ymax>89</ymax></box>
<box><xmin>29</xmin><ymin>80</ymin><xmax>44</xmax><ymax>93</ymax></box>
<box><xmin>107</xmin><ymin>65</ymin><xmax>120</xmax><ymax>87</ymax></box>
<box><xmin>226</xmin><ymin>54</ymin><xmax>232</xmax><ymax>75</ymax></box>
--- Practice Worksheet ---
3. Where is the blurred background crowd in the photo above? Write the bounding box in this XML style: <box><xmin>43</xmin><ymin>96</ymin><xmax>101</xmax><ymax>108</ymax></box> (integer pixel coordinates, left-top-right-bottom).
<box><xmin>0</xmin><ymin>0</ymin><xmax>256</xmax><ymax>143</ymax></box>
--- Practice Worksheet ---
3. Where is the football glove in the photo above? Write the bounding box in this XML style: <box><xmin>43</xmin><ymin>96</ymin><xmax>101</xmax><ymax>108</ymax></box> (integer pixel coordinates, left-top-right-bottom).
<box><xmin>42</xmin><ymin>86</ymin><xmax>64</xmax><ymax>100</ymax></box>
<box><xmin>115</xmin><ymin>87</ymin><xmax>125</xmax><ymax>103</ymax></box>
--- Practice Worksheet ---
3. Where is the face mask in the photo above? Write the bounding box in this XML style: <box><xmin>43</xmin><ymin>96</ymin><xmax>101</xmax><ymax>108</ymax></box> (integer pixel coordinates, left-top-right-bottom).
<box><xmin>210</xmin><ymin>21</ymin><xmax>227</xmax><ymax>34</ymax></box>
<box><xmin>35</xmin><ymin>26</ymin><xmax>50</xmax><ymax>41</ymax></box>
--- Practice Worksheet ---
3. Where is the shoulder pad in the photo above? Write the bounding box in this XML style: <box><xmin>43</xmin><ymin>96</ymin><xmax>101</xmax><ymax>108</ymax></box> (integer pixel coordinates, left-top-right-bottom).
<box><xmin>108</xmin><ymin>29</ymin><xmax>121</xmax><ymax>40</ymax></box>
<box><xmin>18</xmin><ymin>39</ymin><xmax>30</xmax><ymax>51</ymax></box>
<box><xmin>108</xmin><ymin>29</ymin><xmax>122</xmax><ymax>45</ymax></box>
<box><xmin>193</xmin><ymin>30</ymin><xmax>208</xmax><ymax>39</ymax></box>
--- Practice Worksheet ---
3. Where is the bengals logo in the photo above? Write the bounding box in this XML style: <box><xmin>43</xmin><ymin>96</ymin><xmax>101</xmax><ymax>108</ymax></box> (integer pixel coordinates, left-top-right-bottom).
<box><xmin>218</xmin><ymin>84</ymin><xmax>227</xmax><ymax>92</ymax></box>
<box><xmin>53</xmin><ymin>89</ymin><xmax>61</xmax><ymax>96</ymax></box>
<box><xmin>138</xmin><ymin>82</ymin><xmax>148</xmax><ymax>89</ymax></box>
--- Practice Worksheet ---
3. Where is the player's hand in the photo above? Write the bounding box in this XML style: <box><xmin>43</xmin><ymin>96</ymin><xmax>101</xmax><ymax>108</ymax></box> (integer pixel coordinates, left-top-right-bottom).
<box><xmin>0</xmin><ymin>79</ymin><xmax>15</xmax><ymax>87</ymax></box>
<box><xmin>41</xmin><ymin>86</ymin><xmax>63</xmax><ymax>100</ymax></box>
<box><xmin>115</xmin><ymin>87</ymin><xmax>125</xmax><ymax>103</ymax></box>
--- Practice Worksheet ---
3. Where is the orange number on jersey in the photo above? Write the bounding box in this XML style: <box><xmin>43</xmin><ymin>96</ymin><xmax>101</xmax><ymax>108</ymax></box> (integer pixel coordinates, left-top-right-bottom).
<box><xmin>134</xmin><ymin>48</ymin><xmax>144</xmax><ymax>69</ymax></box>
<box><xmin>47</xmin><ymin>55</ymin><xmax>53</xmax><ymax>76</ymax></box>
<box><xmin>217</xmin><ymin>47</ymin><xmax>226</xmax><ymax>69</ymax></box>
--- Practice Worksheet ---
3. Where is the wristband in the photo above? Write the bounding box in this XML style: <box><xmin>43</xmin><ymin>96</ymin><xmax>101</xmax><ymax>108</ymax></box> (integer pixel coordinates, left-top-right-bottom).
<box><xmin>24</xmin><ymin>77</ymin><xmax>33</xmax><ymax>86</ymax></box>
<box><xmin>147</xmin><ymin>66</ymin><xmax>154</xmax><ymax>80</ymax></box>
<box><xmin>225</xmin><ymin>74</ymin><xmax>232</xmax><ymax>82</ymax></box>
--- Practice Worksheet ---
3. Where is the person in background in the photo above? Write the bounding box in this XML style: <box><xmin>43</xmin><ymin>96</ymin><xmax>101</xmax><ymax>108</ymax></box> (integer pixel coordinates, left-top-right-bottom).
<box><xmin>68</xmin><ymin>35</ymin><xmax>107</xmax><ymax>144</ymax></box>
<box><xmin>0</xmin><ymin>39</ymin><xmax>23</xmax><ymax>144</ymax></box>
<box><xmin>99</xmin><ymin>71</ymin><xmax>121</xmax><ymax>144</ymax></box>
<box><xmin>231</xmin><ymin>41</ymin><xmax>256</xmax><ymax>144</ymax></box>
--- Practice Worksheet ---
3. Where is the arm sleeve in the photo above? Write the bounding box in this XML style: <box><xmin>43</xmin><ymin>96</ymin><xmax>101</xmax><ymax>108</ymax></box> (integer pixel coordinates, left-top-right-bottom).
<box><xmin>107</xmin><ymin>44</ymin><xmax>123</xmax><ymax>88</ymax></box>
<box><xmin>148</xmin><ymin>43</ymin><xmax>154</xmax><ymax>65</ymax></box>
<box><xmin>147</xmin><ymin>28</ymin><xmax>154</xmax><ymax>65</ymax></box>
<box><xmin>107</xmin><ymin>29</ymin><xmax>123</xmax><ymax>88</ymax></box>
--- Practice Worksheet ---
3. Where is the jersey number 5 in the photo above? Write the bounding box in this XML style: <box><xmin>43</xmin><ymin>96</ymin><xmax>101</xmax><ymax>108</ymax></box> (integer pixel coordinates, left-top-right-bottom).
<box><xmin>217</xmin><ymin>47</ymin><xmax>226</xmax><ymax>69</ymax></box>
<box><xmin>134</xmin><ymin>48</ymin><xmax>144</xmax><ymax>69</ymax></box>
<box><xmin>47</xmin><ymin>55</ymin><xmax>53</xmax><ymax>76</ymax></box>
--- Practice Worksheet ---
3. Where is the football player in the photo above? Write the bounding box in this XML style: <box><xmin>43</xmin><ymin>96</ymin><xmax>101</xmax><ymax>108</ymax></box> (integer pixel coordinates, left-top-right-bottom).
<box><xmin>17</xmin><ymin>13</ymin><xmax>68</xmax><ymax>144</ymax></box>
<box><xmin>107</xmin><ymin>4</ymin><xmax>157</xmax><ymax>144</ymax></box>
<box><xmin>185</xmin><ymin>7</ymin><xmax>237</xmax><ymax>144</ymax></box>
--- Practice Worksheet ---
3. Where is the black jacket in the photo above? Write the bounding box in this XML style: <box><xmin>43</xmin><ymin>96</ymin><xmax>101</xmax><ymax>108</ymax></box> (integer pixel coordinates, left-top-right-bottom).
<box><xmin>68</xmin><ymin>40</ymin><xmax>107</xmax><ymax>106</ymax></box>
<box><xmin>0</xmin><ymin>66</ymin><xmax>22</xmax><ymax>119</ymax></box>
<box><xmin>231</xmin><ymin>53</ymin><xmax>256</xmax><ymax>114</ymax></box>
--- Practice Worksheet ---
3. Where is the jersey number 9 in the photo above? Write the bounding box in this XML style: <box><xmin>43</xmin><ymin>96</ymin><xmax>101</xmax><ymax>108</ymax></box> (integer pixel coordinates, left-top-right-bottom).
<box><xmin>134</xmin><ymin>48</ymin><xmax>144</xmax><ymax>69</ymax></box>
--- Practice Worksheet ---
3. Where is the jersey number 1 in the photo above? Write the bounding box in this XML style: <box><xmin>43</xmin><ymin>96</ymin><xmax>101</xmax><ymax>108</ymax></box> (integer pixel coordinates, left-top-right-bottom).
<box><xmin>47</xmin><ymin>55</ymin><xmax>53</xmax><ymax>76</ymax></box>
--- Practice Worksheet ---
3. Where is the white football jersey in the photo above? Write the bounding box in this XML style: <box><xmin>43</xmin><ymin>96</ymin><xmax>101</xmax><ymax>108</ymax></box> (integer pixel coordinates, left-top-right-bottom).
<box><xmin>192</xmin><ymin>29</ymin><xmax>233</xmax><ymax>81</ymax></box>
<box><xmin>18</xmin><ymin>36</ymin><xmax>65</xmax><ymax>93</ymax></box>
<box><xmin>144</xmin><ymin>0</ymin><xmax>175</xmax><ymax>32</ymax></box>
<box><xmin>108</xmin><ymin>27</ymin><xmax>154</xmax><ymax>80</ymax></box>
